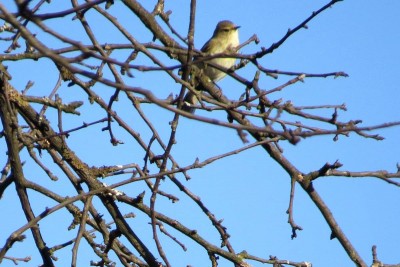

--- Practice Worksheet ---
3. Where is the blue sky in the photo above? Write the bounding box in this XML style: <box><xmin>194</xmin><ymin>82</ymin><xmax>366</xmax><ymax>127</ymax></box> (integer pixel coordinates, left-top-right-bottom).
<box><xmin>0</xmin><ymin>1</ymin><xmax>399</xmax><ymax>267</ymax></box>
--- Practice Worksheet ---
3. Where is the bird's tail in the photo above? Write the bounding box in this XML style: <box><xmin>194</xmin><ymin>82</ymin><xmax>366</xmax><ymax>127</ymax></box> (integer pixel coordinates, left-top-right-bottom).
<box><xmin>181</xmin><ymin>91</ymin><xmax>198</xmax><ymax>114</ymax></box>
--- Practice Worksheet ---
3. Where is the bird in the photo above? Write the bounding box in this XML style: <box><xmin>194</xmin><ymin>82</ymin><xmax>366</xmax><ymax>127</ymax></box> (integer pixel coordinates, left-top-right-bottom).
<box><xmin>182</xmin><ymin>20</ymin><xmax>240</xmax><ymax>113</ymax></box>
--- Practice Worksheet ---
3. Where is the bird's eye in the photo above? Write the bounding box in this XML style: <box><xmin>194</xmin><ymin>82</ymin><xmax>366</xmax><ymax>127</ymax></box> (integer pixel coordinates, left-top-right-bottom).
<box><xmin>223</xmin><ymin>29</ymin><xmax>229</xmax><ymax>32</ymax></box>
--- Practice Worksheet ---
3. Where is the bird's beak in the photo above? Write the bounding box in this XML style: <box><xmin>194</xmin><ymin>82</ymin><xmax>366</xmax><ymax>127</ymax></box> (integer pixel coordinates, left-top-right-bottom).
<box><xmin>235</xmin><ymin>26</ymin><xmax>241</xmax><ymax>30</ymax></box>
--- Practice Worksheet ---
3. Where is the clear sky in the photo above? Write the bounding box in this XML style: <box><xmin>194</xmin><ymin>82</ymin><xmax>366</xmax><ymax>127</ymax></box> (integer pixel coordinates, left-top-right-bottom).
<box><xmin>0</xmin><ymin>1</ymin><xmax>399</xmax><ymax>267</ymax></box>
